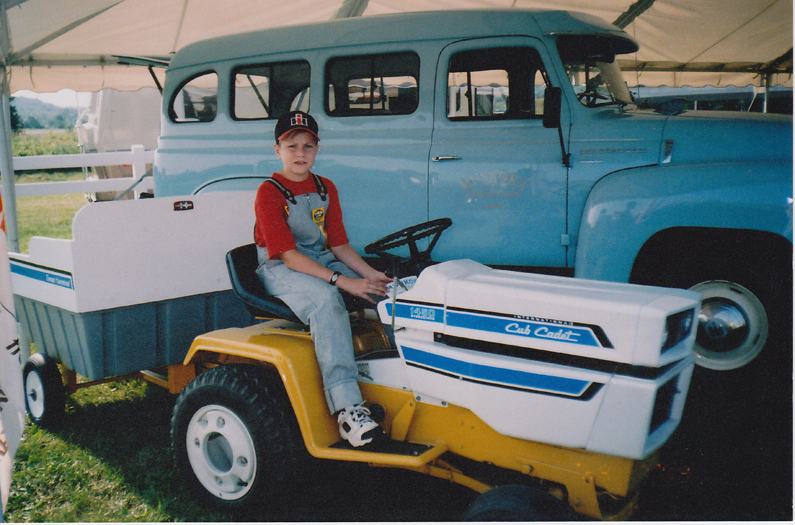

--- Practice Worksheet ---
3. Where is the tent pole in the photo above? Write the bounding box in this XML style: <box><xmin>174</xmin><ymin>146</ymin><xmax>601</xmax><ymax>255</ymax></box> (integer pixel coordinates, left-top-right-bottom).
<box><xmin>0</xmin><ymin>66</ymin><xmax>18</xmax><ymax>253</ymax></box>
<box><xmin>763</xmin><ymin>74</ymin><xmax>770</xmax><ymax>114</ymax></box>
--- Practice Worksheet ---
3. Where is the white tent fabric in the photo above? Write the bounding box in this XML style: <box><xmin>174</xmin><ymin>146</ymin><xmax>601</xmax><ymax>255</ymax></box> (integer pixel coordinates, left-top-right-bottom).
<box><xmin>2</xmin><ymin>0</ymin><xmax>792</xmax><ymax>92</ymax></box>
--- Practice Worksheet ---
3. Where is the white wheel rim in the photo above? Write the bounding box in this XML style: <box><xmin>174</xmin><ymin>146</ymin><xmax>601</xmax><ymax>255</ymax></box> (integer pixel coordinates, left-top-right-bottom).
<box><xmin>25</xmin><ymin>371</ymin><xmax>46</xmax><ymax>419</ymax></box>
<box><xmin>690</xmin><ymin>280</ymin><xmax>768</xmax><ymax>370</ymax></box>
<box><xmin>186</xmin><ymin>404</ymin><xmax>257</xmax><ymax>501</ymax></box>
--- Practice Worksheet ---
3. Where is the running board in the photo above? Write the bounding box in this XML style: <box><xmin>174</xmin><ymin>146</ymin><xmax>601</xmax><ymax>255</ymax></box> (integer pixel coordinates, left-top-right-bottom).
<box><xmin>316</xmin><ymin>439</ymin><xmax>448</xmax><ymax>467</ymax></box>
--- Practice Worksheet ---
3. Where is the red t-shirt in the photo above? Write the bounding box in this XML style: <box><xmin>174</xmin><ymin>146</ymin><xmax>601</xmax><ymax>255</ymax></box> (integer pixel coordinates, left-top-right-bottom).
<box><xmin>254</xmin><ymin>172</ymin><xmax>349</xmax><ymax>259</ymax></box>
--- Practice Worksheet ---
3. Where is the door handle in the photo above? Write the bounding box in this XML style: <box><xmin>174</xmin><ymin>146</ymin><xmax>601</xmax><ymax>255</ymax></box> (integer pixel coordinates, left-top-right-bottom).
<box><xmin>432</xmin><ymin>156</ymin><xmax>461</xmax><ymax>162</ymax></box>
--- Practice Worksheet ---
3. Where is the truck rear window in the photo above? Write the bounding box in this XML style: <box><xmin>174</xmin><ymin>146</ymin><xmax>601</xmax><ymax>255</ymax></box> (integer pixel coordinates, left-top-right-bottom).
<box><xmin>326</xmin><ymin>52</ymin><xmax>419</xmax><ymax>117</ymax></box>
<box><xmin>169</xmin><ymin>72</ymin><xmax>218</xmax><ymax>123</ymax></box>
<box><xmin>232</xmin><ymin>60</ymin><xmax>311</xmax><ymax>120</ymax></box>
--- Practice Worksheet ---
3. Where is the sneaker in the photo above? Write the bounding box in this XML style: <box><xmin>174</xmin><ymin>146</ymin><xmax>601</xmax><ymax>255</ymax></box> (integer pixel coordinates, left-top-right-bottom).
<box><xmin>337</xmin><ymin>403</ymin><xmax>382</xmax><ymax>447</ymax></box>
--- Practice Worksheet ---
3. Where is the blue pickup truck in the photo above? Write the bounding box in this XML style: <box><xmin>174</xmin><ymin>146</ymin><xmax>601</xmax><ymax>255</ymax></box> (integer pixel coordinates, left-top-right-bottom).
<box><xmin>154</xmin><ymin>9</ymin><xmax>792</xmax><ymax>374</ymax></box>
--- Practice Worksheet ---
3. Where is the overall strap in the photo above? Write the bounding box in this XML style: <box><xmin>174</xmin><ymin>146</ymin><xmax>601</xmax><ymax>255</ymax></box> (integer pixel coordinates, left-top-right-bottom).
<box><xmin>311</xmin><ymin>173</ymin><xmax>328</xmax><ymax>201</ymax></box>
<box><xmin>264</xmin><ymin>177</ymin><xmax>297</xmax><ymax>204</ymax></box>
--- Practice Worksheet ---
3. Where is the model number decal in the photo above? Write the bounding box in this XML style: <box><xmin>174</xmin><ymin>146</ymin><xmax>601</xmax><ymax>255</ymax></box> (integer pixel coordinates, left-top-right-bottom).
<box><xmin>386</xmin><ymin>302</ymin><xmax>444</xmax><ymax>324</ymax></box>
<box><xmin>410</xmin><ymin>306</ymin><xmax>437</xmax><ymax>321</ymax></box>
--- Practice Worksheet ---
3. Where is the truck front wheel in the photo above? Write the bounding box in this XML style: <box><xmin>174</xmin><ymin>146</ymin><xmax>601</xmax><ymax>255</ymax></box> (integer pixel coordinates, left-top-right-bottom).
<box><xmin>630</xmin><ymin>229</ymin><xmax>790</xmax><ymax>372</ymax></box>
<box><xmin>172</xmin><ymin>364</ymin><xmax>305</xmax><ymax>509</ymax></box>
<box><xmin>688</xmin><ymin>279</ymin><xmax>768</xmax><ymax>370</ymax></box>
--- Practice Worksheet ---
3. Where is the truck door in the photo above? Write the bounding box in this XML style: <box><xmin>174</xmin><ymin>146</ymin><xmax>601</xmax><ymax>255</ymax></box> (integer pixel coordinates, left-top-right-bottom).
<box><xmin>429</xmin><ymin>38</ymin><xmax>569</xmax><ymax>268</ymax></box>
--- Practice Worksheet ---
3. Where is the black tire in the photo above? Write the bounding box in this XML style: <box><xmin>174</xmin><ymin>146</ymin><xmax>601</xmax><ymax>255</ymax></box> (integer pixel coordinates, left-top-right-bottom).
<box><xmin>22</xmin><ymin>353</ymin><xmax>65</xmax><ymax>428</ymax></box>
<box><xmin>651</xmin><ymin>263</ymin><xmax>779</xmax><ymax>372</ymax></box>
<box><xmin>462</xmin><ymin>485</ymin><xmax>576</xmax><ymax>521</ymax></box>
<box><xmin>631</xmin><ymin>233</ymin><xmax>791</xmax><ymax>373</ymax></box>
<box><xmin>171</xmin><ymin>364</ymin><xmax>306</xmax><ymax>510</ymax></box>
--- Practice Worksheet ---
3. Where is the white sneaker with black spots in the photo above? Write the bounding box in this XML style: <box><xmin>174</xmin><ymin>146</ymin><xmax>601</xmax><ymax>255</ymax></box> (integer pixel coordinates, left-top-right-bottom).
<box><xmin>337</xmin><ymin>403</ymin><xmax>382</xmax><ymax>447</ymax></box>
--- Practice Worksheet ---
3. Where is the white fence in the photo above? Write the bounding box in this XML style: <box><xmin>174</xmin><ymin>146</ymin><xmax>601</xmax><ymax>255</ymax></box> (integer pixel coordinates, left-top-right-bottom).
<box><xmin>12</xmin><ymin>145</ymin><xmax>154</xmax><ymax>197</ymax></box>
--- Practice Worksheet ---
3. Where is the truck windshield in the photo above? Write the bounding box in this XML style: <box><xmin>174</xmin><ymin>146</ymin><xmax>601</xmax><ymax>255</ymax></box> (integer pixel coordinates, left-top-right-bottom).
<box><xmin>557</xmin><ymin>35</ymin><xmax>634</xmax><ymax>108</ymax></box>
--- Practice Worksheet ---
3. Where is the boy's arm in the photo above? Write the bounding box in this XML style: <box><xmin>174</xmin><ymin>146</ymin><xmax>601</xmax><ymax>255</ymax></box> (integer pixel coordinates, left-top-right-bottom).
<box><xmin>280</xmin><ymin>249</ymin><xmax>337</xmax><ymax>282</ymax></box>
<box><xmin>330</xmin><ymin>244</ymin><xmax>384</xmax><ymax>281</ymax></box>
<box><xmin>281</xmin><ymin>247</ymin><xmax>389</xmax><ymax>302</ymax></box>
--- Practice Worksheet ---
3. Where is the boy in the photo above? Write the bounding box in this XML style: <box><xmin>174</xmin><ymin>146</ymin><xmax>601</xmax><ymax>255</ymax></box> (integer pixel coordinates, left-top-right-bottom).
<box><xmin>254</xmin><ymin>111</ymin><xmax>392</xmax><ymax>447</ymax></box>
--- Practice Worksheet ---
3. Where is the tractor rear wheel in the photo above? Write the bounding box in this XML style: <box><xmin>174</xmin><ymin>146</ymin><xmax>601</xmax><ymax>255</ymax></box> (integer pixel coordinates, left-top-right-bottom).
<box><xmin>172</xmin><ymin>364</ymin><xmax>306</xmax><ymax>510</ymax></box>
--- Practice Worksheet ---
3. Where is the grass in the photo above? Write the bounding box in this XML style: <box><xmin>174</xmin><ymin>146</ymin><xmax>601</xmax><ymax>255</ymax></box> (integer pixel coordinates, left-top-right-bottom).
<box><xmin>8</xmin><ymin>131</ymin><xmax>87</xmax><ymax>254</ymax></box>
<box><xmin>7</xmin><ymin>379</ymin><xmax>239</xmax><ymax>522</ymax></box>
<box><xmin>15</xmin><ymin>173</ymin><xmax>86</xmax><ymax>254</ymax></box>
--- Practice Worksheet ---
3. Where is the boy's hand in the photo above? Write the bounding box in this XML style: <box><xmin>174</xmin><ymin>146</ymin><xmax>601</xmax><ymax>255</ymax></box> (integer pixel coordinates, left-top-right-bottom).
<box><xmin>337</xmin><ymin>273</ymin><xmax>390</xmax><ymax>303</ymax></box>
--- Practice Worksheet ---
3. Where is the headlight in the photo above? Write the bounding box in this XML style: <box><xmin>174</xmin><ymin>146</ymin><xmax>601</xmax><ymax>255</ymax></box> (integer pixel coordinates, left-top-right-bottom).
<box><xmin>662</xmin><ymin>308</ymin><xmax>695</xmax><ymax>352</ymax></box>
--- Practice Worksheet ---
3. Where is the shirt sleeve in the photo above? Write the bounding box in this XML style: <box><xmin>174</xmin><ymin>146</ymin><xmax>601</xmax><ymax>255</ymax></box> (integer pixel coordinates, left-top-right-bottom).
<box><xmin>323</xmin><ymin>178</ymin><xmax>350</xmax><ymax>248</ymax></box>
<box><xmin>254</xmin><ymin>181</ymin><xmax>297</xmax><ymax>259</ymax></box>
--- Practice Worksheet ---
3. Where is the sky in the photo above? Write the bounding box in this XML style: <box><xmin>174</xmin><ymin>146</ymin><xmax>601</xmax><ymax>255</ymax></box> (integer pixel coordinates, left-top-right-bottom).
<box><xmin>12</xmin><ymin>89</ymin><xmax>92</xmax><ymax>108</ymax></box>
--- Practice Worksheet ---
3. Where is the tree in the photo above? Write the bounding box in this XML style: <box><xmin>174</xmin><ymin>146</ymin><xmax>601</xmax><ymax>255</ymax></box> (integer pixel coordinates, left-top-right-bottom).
<box><xmin>25</xmin><ymin>115</ymin><xmax>44</xmax><ymax>129</ymax></box>
<box><xmin>9</xmin><ymin>97</ymin><xmax>22</xmax><ymax>132</ymax></box>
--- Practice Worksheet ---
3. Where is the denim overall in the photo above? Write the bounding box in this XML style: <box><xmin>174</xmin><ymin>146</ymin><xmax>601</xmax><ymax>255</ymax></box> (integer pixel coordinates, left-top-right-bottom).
<box><xmin>256</xmin><ymin>175</ymin><xmax>363</xmax><ymax>414</ymax></box>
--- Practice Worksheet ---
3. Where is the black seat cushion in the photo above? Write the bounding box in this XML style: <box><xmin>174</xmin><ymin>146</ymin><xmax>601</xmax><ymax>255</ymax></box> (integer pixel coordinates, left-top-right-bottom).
<box><xmin>226</xmin><ymin>244</ymin><xmax>303</xmax><ymax>323</ymax></box>
<box><xmin>226</xmin><ymin>244</ymin><xmax>372</xmax><ymax>324</ymax></box>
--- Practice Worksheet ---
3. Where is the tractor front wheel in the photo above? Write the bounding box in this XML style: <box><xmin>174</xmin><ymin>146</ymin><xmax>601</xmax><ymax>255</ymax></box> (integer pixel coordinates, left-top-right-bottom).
<box><xmin>462</xmin><ymin>485</ymin><xmax>576</xmax><ymax>521</ymax></box>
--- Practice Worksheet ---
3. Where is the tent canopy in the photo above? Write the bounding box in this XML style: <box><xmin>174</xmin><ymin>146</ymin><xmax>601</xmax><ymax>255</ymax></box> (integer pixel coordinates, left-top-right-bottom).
<box><xmin>1</xmin><ymin>0</ymin><xmax>792</xmax><ymax>92</ymax></box>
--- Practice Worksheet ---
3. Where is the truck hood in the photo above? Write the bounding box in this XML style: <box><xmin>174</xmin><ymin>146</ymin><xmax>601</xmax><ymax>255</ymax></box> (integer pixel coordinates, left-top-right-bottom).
<box><xmin>660</xmin><ymin>110</ymin><xmax>792</xmax><ymax>165</ymax></box>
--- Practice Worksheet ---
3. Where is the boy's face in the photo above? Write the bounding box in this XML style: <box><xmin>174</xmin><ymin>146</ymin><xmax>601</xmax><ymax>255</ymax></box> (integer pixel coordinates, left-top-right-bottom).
<box><xmin>274</xmin><ymin>131</ymin><xmax>318</xmax><ymax>181</ymax></box>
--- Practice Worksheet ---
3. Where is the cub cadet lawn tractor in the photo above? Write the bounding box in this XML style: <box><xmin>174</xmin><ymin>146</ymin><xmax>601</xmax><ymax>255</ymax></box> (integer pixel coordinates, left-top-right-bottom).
<box><xmin>171</xmin><ymin>219</ymin><xmax>699</xmax><ymax>520</ymax></box>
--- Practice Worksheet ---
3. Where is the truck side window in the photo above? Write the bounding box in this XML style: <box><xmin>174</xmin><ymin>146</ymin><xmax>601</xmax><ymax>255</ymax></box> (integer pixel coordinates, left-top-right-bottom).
<box><xmin>325</xmin><ymin>52</ymin><xmax>419</xmax><ymax>116</ymax></box>
<box><xmin>557</xmin><ymin>35</ymin><xmax>634</xmax><ymax>108</ymax></box>
<box><xmin>169</xmin><ymin>72</ymin><xmax>218</xmax><ymax>123</ymax></box>
<box><xmin>447</xmin><ymin>47</ymin><xmax>548</xmax><ymax>120</ymax></box>
<box><xmin>232</xmin><ymin>61</ymin><xmax>311</xmax><ymax>120</ymax></box>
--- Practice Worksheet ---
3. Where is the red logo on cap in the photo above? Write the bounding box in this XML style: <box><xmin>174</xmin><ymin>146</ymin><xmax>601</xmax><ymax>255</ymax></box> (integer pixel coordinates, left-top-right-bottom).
<box><xmin>291</xmin><ymin>114</ymin><xmax>305</xmax><ymax>126</ymax></box>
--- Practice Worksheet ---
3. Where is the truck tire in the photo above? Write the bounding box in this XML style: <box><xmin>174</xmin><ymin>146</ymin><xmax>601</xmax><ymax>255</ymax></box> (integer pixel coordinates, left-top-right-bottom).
<box><xmin>462</xmin><ymin>485</ymin><xmax>575</xmax><ymax>521</ymax></box>
<box><xmin>687</xmin><ymin>277</ymin><xmax>769</xmax><ymax>370</ymax></box>
<box><xmin>631</xmin><ymin>231</ymin><xmax>791</xmax><ymax>372</ymax></box>
<box><xmin>171</xmin><ymin>363</ymin><xmax>306</xmax><ymax>509</ymax></box>
<box><xmin>23</xmin><ymin>353</ymin><xmax>65</xmax><ymax>428</ymax></box>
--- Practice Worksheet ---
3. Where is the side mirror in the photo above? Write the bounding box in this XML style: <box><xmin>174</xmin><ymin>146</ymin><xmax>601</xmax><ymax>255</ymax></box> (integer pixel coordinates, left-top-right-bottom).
<box><xmin>543</xmin><ymin>87</ymin><xmax>562</xmax><ymax>129</ymax></box>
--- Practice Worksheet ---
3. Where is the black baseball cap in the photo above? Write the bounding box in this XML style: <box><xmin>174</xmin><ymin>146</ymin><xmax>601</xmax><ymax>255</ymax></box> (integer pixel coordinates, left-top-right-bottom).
<box><xmin>274</xmin><ymin>111</ymin><xmax>319</xmax><ymax>142</ymax></box>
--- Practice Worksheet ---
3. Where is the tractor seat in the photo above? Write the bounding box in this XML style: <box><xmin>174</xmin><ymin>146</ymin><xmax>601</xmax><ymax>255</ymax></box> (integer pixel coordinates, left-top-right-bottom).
<box><xmin>225</xmin><ymin>243</ymin><xmax>371</xmax><ymax>324</ymax></box>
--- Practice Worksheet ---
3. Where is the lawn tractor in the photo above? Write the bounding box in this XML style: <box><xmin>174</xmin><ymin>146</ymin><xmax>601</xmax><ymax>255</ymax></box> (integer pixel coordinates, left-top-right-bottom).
<box><xmin>170</xmin><ymin>218</ymin><xmax>700</xmax><ymax>520</ymax></box>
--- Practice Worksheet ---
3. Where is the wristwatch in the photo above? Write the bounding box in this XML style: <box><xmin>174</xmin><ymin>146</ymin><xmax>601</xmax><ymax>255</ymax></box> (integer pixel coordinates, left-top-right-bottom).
<box><xmin>329</xmin><ymin>271</ymin><xmax>341</xmax><ymax>286</ymax></box>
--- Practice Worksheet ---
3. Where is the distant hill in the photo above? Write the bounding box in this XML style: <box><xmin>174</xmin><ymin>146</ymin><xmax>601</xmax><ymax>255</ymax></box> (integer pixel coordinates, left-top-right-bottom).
<box><xmin>11</xmin><ymin>96</ymin><xmax>81</xmax><ymax>130</ymax></box>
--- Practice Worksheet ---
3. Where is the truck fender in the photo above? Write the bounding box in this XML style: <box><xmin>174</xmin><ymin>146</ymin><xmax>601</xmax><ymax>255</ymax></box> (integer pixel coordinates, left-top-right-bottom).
<box><xmin>574</xmin><ymin>161</ymin><xmax>792</xmax><ymax>284</ymax></box>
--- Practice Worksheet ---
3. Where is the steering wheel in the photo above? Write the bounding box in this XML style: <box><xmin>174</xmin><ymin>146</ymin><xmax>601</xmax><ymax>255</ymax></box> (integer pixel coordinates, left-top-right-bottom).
<box><xmin>364</xmin><ymin>218</ymin><xmax>452</xmax><ymax>276</ymax></box>
<box><xmin>577</xmin><ymin>90</ymin><xmax>608</xmax><ymax>106</ymax></box>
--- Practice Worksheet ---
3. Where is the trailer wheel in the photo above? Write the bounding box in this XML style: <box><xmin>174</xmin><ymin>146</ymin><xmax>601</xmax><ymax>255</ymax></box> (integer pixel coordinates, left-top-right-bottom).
<box><xmin>171</xmin><ymin>364</ymin><xmax>305</xmax><ymax>509</ymax></box>
<box><xmin>23</xmin><ymin>353</ymin><xmax>65</xmax><ymax>428</ymax></box>
<box><xmin>462</xmin><ymin>485</ymin><xmax>576</xmax><ymax>521</ymax></box>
